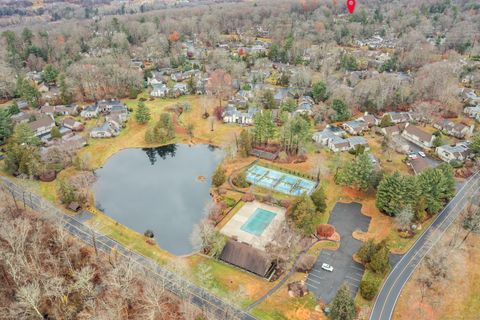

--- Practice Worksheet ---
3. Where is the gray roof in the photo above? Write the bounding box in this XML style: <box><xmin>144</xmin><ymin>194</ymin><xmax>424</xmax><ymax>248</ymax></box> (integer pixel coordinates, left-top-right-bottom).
<box><xmin>219</xmin><ymin>240</ymin><xmax>274</xmax><ymax>277</ymax></box>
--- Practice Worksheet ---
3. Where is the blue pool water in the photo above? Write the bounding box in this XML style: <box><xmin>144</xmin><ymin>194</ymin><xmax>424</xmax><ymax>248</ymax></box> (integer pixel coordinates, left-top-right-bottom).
<box><xmin>241</xmin><ymin>208</ymin><xmax>277</xmax><ymax>236</ymax></box>
<box><xmin>245</xmin><ymin>164</ymin><xmax>317</xmax><ymax>196</ymax></box>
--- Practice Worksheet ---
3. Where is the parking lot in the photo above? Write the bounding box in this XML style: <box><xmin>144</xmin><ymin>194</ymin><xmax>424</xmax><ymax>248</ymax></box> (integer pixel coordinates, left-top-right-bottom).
<box><xmin>307</xmin><ymin>202</ymin><xmax>371</xmax><ymax>303</ymax></box>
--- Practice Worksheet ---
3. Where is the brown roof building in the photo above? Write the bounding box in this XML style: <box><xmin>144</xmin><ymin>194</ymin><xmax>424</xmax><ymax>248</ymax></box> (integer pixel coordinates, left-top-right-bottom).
<box><xmin>219</xmin><ymin>240</ymin><xmax>276</xmax><ymax>278</ymax></box>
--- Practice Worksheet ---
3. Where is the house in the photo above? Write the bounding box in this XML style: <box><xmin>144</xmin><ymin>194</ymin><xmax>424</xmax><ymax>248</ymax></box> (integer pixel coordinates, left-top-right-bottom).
<box><xmin>436</xmin><ymin>142</ymin><xmax>472</xmax><ymax>163</ymax></box>
<box><xmin>295</xmin><ymin>96</ymin><xmax>314</xmax><ymax>116</ymax></box>
<box><xmin>223</xmin><ymin>106</ymin><xmax>259</xmax><ymax>125</ymax></box>
<box><xmin>171</xmin><ymin>72</ymin><xmax>188</xmax><ymax>82</ymax></box>
<box><xmin>28</xmin><ymin>116</ymin><xmax>56</xmax><ymax>137</ymax></box>
<box><xmin>11</xmin><ymin>112</ymin><xmax>31</xmax><ymax>124</ymax></box>
<box><xmin>343</xmin><ymin>120</ymin><xmax>369</xmax><ymax>135</ymax></box>
<box><xmin>313</xmin><ymin>126</ymin><xmax>369</xmax><ymax>152</ymax></box>
<box><xmin>171</xmin><ymin>83</ymin><xmax>188</xmax><ymax>96</ymax></box>
<box><xmin>408</xmin><ymin>157</ymin><xmax>432</xmax><ymax>175</ymax></box>
<box><xmin>433</xmin><ymin>119</ymin><xmax>473</xmax><ymax>138</ymax></box>
<box><xmin>16</xmin><ymin>100</ymin><xmax>29</xmax><ymax>110</ymax></box>
<box><xmin>97</xmin><ymin>99</ymin><xmax>124</xmax><ymax>113</ymax></box>
<box><xmin>347</xmin><ymin>136</ymin><xmax>370</xmax><ymax>150</ymax></box>
<box><xmin>274</xmin><ymin>88</ymin><xmax>292</xmax><ymax>104</ymax></box>
<box><xmin>402</xmin><ymin>123</ymin><xmax>435</xmax><ymax>149</ymax></box>
<box><xmin>386</xmin><ymin>111</ymin><xmax>412</xmax><ymax>124</ymax></box>
<box><xmin>61</xmin><ymin>117</ymin><xmax>84</xmax><ymax>131</ymax></box>
<box><xmin>461</xmin><ymin>89</ymin><xmax>480</xmax><ymax>105</ymax></box>
<box><xmin>358</xmin><ymin>112</ymin><xmax>379</xmax><ymax>127</ymax></box>
<box><xmin>40</xmin><ymin>104</ymin><xmax>55</xmax><ymax>117</ymax></box>
<box><xmin>219</xmin><ymin>240</ymin><xmax>276</xmax><ymax>278</ymax></box>
<box><xmin>54</xmin><ymin>105</ymin><xmax>78</xmax><ymax>116</ymax></box>
<box><xmin>380</xmin><ymin>125</ymin><xmax>402</xmax><ymax>136</ymax></box>
<box><xmin>312</xmin><ymin>126</ymin><xmax>346</xmax><ymax>144</ymax></box>
<box><xmin>80</xmin><ymin>105</ymin><xmax>100</xmax><ymax>118</ymax></box>
<box><xmin>90</xmin><ymin>121</ymin><xmax>120</xmax><ymax>138</ymax></box>
<box><xmin>150</xmin><ymin>83</ymin><xmax>169</xmax><ymax>97</ymax></box>
<box><xmin>147</xmin><ymin>71</ymin><xmax>165</xmax><ymax>85</ymax></box>
<box><xmin>464</xmin><ymin>105</ymin><xmax>480</xmax><ymax>120</ymax></box>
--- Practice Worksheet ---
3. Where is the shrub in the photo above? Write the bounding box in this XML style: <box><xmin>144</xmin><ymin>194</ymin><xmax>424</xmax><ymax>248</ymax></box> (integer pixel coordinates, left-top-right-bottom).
<box><xmin>280</xmin><ymin>199</ymin><xmax>291</xmax><ymax>208</ymax></box>
<box><xmin>144</xmin><ymin>230</ymin><xmax>154</xmax><ymax>238</ymax></box>
<box><xmin>296</xmin><ymin>255</ymin><xmax>316</xmax><ymax>273</ymax></box>
<box><xmin>316</xmin><ymin>224</ymin><xmax>335</xmax><ymax>238</ymax></box>
<box><xmin>360</xmin><ymin>273</ymin><xmax>381</xmax><ymax>300</ymax></box>
<box><xmin>369</xmin><ymin>246</ymin><xmax>390</xmax><ymax>274</ymax></box>
<box><xmin>232</xmin><ymin>171</ymin><xmax>249</xmax><ymax>188</ymax></box>
<box><xmin>213</xmin><ymin>106</ymin><xmax>225</xmax><ymax>120</ymax></box>
<box><xmin>310</xmin><ymin>187</ymin><xmax>327</xmax><ymax>213</ymax></box>
<box><xmin>449</xmin><ymin>159</ymin><xmax>463</xmax><ymax>168</ymax></box>
<box><xmin>242</xmin><ymin>193</ymin><xmax>255</xmax><ymax>202</ymax></box>
<box><xmin>211</xmin><ymin>165</ymin><xmax>226</xmax><ymax>187</ymax></box>
<box><xmin>223</xmin><ymin>197</ymin><xmax>236</xmax><ymax>208</ymax></box>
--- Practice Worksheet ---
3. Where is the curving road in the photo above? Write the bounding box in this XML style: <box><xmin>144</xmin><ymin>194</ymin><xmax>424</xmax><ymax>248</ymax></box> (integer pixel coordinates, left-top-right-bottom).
<box><xmin>370</xmin><ymin>171</ymin><xmax>480</xmax><ymax>320</ymax></box>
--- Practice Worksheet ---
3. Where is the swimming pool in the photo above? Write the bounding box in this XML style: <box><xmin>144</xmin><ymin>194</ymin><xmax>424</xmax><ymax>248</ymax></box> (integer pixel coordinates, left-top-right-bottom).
<box><xmin>240</xmin><ymin>208</ymin><xmax>277</xmax><ymax>236</ymax></box>
<box><xmin>246</xmin><ymin>164</ymin><xmax>317</xmax><ymax>196</ymax></box>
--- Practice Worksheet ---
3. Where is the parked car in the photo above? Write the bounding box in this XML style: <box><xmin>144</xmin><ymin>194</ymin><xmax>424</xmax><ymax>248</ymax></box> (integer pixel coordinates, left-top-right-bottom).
<box><xmin>0</xmin><ymin>154</ymin><xmax>4</xmax><ymax>161</ymax></box>
<box><xmin>321</xmin><ymin>263</ymin><xmax>334</xmax><ymax>272</ymax></box>
<box><xmin>408</xmin><ymin>153</ymin><xmax>418</xmax><ymax>160</ymax></box>
<box><xmin>418</xmin><ymin>151</ymin><xmax>426</xmax><ymax>158</ymax></box>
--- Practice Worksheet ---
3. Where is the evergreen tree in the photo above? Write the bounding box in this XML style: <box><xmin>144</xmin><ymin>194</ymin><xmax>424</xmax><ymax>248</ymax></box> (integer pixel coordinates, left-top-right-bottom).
<box><xmin>379</xmin><ymin>114</ymin><xmax>394</xmax><ymax>128</ymax></box>
<box><xmin>331</xmin><ymin>99</ymin><xmax>351</xmax><ymax>122</ymax></box>
<box><xmin>330</xmin><ymin>284</ymin><xmax>356</xmax><ymax>320</ymax></box>
<box><xmin>50</xmin><ymin>126</ymin><xmax>61</xmax><ymax>139</ymax></box>
<box><xmin>135</xmin><ymin>102</ymin><xmax>151</xmax><ymax>124</ymax></box>
<box><xmin>58</xmin><ymin>179</ymin><xmax>76</xmax><ymax>205</ymax></box>
<box><xmin>259</xmin><ymin>90</ymin><xmax>276</xmax><ymax>110</ymax></box>
<box><xmin>376</xmin><ymin>172</ymin><xmax>419</xmax><ymax>217</ymax></box>
<box><xmin>335</xmin><ymin>153</ymin><xmax>375</xmax><ymax>191</ymax></box>
<box><xmin>252</xmin><ymin>111</ymin><xmax>277</xmax><ymax>145</ymax></box>
<box><xmin>417</xmin><ymin>164</ymin><xmax>455</xmax><ymax>215</ymax></box>
<box><xmin>289</xmin><ymin>193</ymin><xmax>318</xmax><ymax>236</ymax></box>
<box><xmin>310</xmin><ymin>187</ymin><xmax>327</xmax><ymax>213</ymax></box>
<box><xmin>211</xmin><ymin>165</ymin><xmax>226</xmax><ymax>188</ymax></box>
<box><xmin>42</xmin><ymin>64</ymin><xmax>59</xmax><ymax>84</ymax></box>
<box><xmin>470</xmin><ymin>133</ymin><xmax>480</xmax><ymax>156</ymax></box>
<box><xmin>58</xmin><ymin>74</ymin><xmax>72</xmax><ymax>104</ymax></box>
<box><xmin>369</xmin><ymin>246</ymin><xmax>390</xmax><ymax>274</ymax></box>
<box><xmin>11</xmin><ymin>123</ymin><xmax>41</xmax><ymax>146</ymax></box>
<box><xmin>17</xmin><ymin>78</ymin><xmax>40</xmax><ymax>108</ymax></box>
<box><xmin>238</xmin><ymin>129</ymin><xmax>252</xmax><ymax>157</ymax></box>
<box><xmin>0</xmin><ymin>109</ymin><xmax>13</xmax><ymax>143</ymax></box>
<box><xmin>311</xmin><ymin>81</ymin><xmax>329</xmax><ymax>103</ymax></box>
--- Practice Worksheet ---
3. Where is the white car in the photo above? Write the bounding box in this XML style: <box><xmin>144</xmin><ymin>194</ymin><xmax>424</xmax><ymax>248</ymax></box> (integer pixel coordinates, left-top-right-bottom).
<box><xmin>418</xmin><ymin>151</ymin><xmax>426</xmax><ymax>158</ymax></box>
<box><xmin>408</xmin><ymin>153</ymin><xmax>418</xmax><ymax>160</ymax></box>
<box><xmin>321</xmin><ymin>263</ymin><xmax>334</xmax><ymax>272</ymax></box>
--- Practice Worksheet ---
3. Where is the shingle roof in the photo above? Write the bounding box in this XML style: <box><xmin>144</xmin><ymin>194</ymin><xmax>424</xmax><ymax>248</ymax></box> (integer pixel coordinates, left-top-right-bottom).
<box><xmin>219</xmin><ymin>240</ymin><xmax>274</xmax><ymax>277</ymax></box>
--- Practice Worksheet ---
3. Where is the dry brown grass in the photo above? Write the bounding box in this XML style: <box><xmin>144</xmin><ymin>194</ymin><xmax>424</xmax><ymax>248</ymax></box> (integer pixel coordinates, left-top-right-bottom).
<box><xmin>393</xmin><ymin>223</ymin><xmax>480</xmax><ymax>320</ymax></box>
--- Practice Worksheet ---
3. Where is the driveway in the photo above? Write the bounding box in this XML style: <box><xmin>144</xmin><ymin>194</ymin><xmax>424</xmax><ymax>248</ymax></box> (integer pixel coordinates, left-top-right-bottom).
<box><xmin>307</xmin><ymin>202</ymin><xmax>371</xmax><ymax>303</ymax></box>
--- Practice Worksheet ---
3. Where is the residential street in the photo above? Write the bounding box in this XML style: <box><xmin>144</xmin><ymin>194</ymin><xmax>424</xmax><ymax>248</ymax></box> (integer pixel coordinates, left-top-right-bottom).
<box><xmin>370</xmin><ymin>172</ymin><xmax>480</xmax><ymax>320</ymax></box>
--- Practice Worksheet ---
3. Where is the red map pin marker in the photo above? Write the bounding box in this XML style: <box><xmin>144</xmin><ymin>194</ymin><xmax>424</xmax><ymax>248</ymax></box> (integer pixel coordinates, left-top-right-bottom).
<box><xmin>346</xmin><ymin>0</ymin><xmax>356</xmax><ymax>14</ymax></box>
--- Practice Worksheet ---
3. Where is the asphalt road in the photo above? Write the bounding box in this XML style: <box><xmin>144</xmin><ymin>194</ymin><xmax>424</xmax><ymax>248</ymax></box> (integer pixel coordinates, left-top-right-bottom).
<box><xmin>370</xmin><ymin>172</ymin><xmax>480</xmax><ymax>320</ymax></box>
<box><xmin>307</xmin><ymin>202</ymin><xmax>371</xmax><ymax>303</ymax></box>
<box><xmin>0</xmin><ymin>177</ymin><xmax>256</xmax><ymax>320</ymax></box>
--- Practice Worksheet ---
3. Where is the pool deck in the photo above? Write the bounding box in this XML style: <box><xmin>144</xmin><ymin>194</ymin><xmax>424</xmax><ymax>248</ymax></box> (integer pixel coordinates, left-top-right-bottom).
<box><xmin>220</xmin><ymin>201</ymin><xmax>285</xmax><ymax>251</ymax></box>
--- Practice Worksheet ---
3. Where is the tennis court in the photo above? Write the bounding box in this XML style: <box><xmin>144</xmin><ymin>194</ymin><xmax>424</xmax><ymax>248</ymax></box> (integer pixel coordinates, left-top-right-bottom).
<box><xmin>246</xmin><ymin>164</ymin><xmax>317</xmax><ymax>196</ymax></box>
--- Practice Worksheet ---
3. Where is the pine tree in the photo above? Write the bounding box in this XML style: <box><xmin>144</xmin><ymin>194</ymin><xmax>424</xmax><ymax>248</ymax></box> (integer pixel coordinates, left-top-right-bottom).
<box><xmin>135</xmin><ymin>102</ymin><xmax>151</xmax><ymax>124</ymax></box>
<box><xmin>376</xmin><ymin>172</ymin><xmax>419</xmax><ymax>217</ymax></box>
<box><xmin>211</xmin><ymin>165</ymin><xmax>226</xmax><ymax>188</ymax></box>
<box><xmin>336</xmin><ymin>153</ymin><xmax>374</xmax><ymax>191</ymax></box>
<box><xmin>330</xmin><ymin>284</ymin><xmax>356</xmax><ymax>320</ymax></box>
<box><xmin>379</xmin><ymin>114</ymin><xmax>394</xmax><ymax>128</ymax></box>
<box><xmin>310</xmin><ymin>187</ymin><xmax>327</xmax><ymax>213</ymax></box>
<box><xmin>289</xmin><ymin>193</ymin><xmax>318</xmax><ymax>236</ymax></box>
<box><xmin>50</xmin><ymin>126</ymin><xmax>61</xmax><ymax>139</ymax></box>
<box><xmin>369</xmin><ymin>246</ymin><xmax>390</xmax><ymax>274</ymax></box>
<box><xmin>311</xmin><ymin>81</ymin><xmax>329</xmax><ymax>103</ymax></box>
<box><xmin>238</xmin><ymin>129</ymin><xmax>252</xmax><ymax>157</ymax></box>
<box><xmin>42</xmin><ymin>64</ymin><xmax>59</xmax><ymax>85</ymax></box>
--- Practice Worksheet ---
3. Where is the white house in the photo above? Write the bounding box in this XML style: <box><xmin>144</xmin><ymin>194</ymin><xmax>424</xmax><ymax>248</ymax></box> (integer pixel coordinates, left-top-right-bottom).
<box><xmin>28</xmin><ymin>116</ymin><xmax>56</xmax><ymax>137</ymax></box>
<box><xmin>90</xmin><ymin>121</ymin><xmax>120</xmax><ymax>138</ymax></box>
<box><xmin>80</xmin><ymin>105</ymin><xmax>100</xmax><ymax>118</ymax></box>
<box><xmin>150</xmin><ymin>83</ymin><xmax>169</xmax><ymax>97</ymax></box>
<box><xmin>402</xmin><ymin>123</ymin><xmax>435</xmax><ymax>149</ymax></box>
<box><xmin>464</xmin><ymin>105</ymin><xmax>480</xmax><ymax>121</ymax></box>
<box><xmin>436</xmin><ymin>142</ymin><xmax>472</xmax><ymax>163</ymax></box>
<box><xmin>223</xmin><ymin>106</ymin><xmax>259</xmax><ymax>125</ymax></box>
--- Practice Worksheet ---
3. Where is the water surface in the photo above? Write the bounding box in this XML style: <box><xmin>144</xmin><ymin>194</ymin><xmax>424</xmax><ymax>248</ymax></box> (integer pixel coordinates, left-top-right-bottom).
<box><xmin>93</xmin><ymin>144</ymin><xmax>223</xmax><ymax>255</ymax></box>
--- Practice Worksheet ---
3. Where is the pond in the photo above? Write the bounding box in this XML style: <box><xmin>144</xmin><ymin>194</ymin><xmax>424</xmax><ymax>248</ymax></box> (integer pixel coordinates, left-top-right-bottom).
<box><xmin>93</xmin><ymin>144</ymin><xmax>224</xmax><ymax>256</ymax></box>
